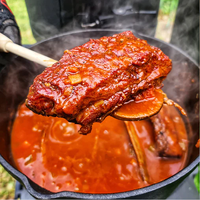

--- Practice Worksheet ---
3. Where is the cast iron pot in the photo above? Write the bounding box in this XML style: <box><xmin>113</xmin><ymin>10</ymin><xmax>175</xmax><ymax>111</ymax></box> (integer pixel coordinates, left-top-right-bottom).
<box><xmin>0</xmin><ymin>30</ymin><xmax>199</xmax><ymax>199</ymax></box>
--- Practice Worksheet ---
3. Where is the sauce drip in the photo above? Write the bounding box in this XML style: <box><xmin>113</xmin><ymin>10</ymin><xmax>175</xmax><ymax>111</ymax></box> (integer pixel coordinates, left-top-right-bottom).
<box><xmin>11</xmin><ymin>103</ymin><xmax>187</xmax><ymax>193</ymax></box>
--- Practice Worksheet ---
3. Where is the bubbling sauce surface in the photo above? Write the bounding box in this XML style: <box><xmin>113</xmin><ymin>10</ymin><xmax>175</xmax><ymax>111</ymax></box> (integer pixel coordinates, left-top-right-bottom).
<box><xmin>11</xmin><ymin>103</ymin><xmax>187</xmax><ymax>193</ymax></box>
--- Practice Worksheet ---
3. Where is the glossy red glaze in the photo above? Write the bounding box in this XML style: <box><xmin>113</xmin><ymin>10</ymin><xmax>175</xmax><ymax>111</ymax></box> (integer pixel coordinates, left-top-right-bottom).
<box><xmin>26</xmin><ymin>31</ymin><xmax>172</xmax><ymax>134</ymax></box>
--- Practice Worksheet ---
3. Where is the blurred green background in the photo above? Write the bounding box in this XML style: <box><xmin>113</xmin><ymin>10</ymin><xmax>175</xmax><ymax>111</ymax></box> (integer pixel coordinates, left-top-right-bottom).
<box><xmin>0</xmin><ymin>1</ymin><xmax>35</xmax><ymax>199</ymax></box>
<box><xmin>5</xmin><ymin>0</ymin><xmax>179</xmax><ymax>45</ymax></box>
<box><xmin>7</xmin><ymin>0</ymin><xmax>36</xmax><ymax>44</ymax></box>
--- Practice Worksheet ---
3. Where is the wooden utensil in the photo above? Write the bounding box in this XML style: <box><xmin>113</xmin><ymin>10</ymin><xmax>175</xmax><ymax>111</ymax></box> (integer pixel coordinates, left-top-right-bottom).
<box><xmin>0</xmin><ymin>33</ymin><xmax>57</xmax><ymax>67</ymax></box>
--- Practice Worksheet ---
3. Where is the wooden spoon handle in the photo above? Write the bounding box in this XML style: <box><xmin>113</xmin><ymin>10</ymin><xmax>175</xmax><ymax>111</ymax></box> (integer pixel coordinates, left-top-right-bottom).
<box><xmin>0</xmin><ymin>33</ymin><xmax>57</xmax><ymax>67</ymax></box>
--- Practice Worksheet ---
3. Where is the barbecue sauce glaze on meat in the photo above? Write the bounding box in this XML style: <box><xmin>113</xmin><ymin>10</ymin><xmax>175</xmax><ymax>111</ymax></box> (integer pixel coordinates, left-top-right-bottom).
<box><xmin>26</xmin><ymin>31</ymin><xmax>172</xmax><ymax>134</ymax></box>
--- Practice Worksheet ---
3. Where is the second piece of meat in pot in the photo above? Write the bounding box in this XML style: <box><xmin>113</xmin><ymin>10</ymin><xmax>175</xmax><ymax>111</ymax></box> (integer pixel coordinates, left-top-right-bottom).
<box><xmin>150</xmin><ymin>105</ymin><xmax>184</xmax><ymax>157</ymax></box>
<box><xmin>26</xmin><ymin>31</ymin><xmax>172</xmax><ymax>134</ymax></box>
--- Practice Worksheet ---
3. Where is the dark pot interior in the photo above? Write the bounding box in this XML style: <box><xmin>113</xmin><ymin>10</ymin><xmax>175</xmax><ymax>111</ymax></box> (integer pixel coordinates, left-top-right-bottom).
<box><xmin>0</xmin><ymin>30</ymin><xmax>199</xmax><ymax>199</ymax></box>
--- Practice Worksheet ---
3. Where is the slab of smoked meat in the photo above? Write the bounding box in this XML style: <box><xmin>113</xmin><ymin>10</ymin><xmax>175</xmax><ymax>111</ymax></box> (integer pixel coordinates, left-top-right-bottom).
<box><xmin>150</xmin><ymin>105</ymin><xmax>183</xmax><ymax>157</ymax></box>
<box><xmin>26</xmin><ymin>31</ymin><xmax>172</xmax><ymax>134</ymax></box>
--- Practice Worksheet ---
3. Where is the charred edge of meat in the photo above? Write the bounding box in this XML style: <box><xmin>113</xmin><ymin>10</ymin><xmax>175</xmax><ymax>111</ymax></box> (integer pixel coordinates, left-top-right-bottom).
<box><xmin>25</xmin><ymin>99</ymin><xmax>77</xmax><ymax>124</ymax></box>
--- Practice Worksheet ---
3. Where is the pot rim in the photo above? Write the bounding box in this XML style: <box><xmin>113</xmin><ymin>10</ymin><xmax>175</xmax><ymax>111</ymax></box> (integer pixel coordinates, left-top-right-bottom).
<box><xmin>0</xmin><ymin>154</ymin><xmax>199</xmax><ymax>199</ymax></box>
<box><xmin>0</xmin><ymin>29</ymin><xmax>199</xmax><ymax>199</ymax></box>
<box><xmin>32</xmin><ymin>28</ymin><xmax>199</xmax><ymax>67</ymax></box>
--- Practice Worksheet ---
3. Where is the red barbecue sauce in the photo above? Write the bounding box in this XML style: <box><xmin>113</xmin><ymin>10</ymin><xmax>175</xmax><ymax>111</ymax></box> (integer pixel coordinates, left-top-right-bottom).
<box><xmin>11</xmin><ymin>103</ymin><xmax>187</xmax><ymax>193</ymax></box>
